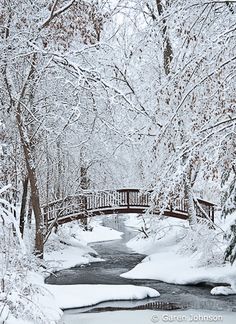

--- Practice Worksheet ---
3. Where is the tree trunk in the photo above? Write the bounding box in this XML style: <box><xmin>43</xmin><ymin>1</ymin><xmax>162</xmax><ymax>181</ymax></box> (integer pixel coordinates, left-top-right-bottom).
<box><xmin>80</xmin><ymin>165</ymin><xmax>89</xmax><ymax>230</ymax></box>
<box><xmin>19</xmin><ymin>175</ymin><xmax>29</xmax><ymax>237</ymax></box>
<box><xmin>27</xmin><ymin>157</ymin><xmax>44</xmax><ymax>258</ymax></box>
<box><xmin>15</xmin><ymin>107</ymin><xmax>44</xmax><ymax>258</ymax></box>
<box><xmin>27</xmin><ymin>195</ymin><xmax>32</xmax><ymax>227</ymax></box>
<box><xmin>80</xmin><ymin>145</ymin><xmax>90</xmax><ymax>230</ymax></box>
<box><xmin>56</xmin><ymin>139</ymin><xmax>63</xmax><ymax>199</ymax></box>
<box><xmin>12</xmin><ymin>53</ymin><xmax>44</xmax><ymax>258</ymax></box>
<box><xmin>156</xmin><ymin>0</ymin><xmax>173</xmax><ymax>75</ymax></box>
<box><xmin>185</xmin><ymin>170</ymin><xmax>197</xmax><ymax>228</ymax></box>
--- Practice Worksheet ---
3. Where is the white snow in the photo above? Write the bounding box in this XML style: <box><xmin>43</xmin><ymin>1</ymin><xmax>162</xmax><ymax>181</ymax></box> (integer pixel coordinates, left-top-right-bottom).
<box><xmin>61</xmin><ymin>309</ymin><xmax>236</xmax><ymax>324</ymax></box>
<box><xmin>121</xmin><ymin>249</ymin><xmax>236</xmax><ymax>286</ymax></box>
<box><xmin>121</xmin><ymin>216</ymin><xmax>236</xmax><ymax>294</ymax></box>
<box><xmin>0</xmin><ymin>272</ymin><xmax>63</xmax><ymax>324</ymax></box>
<box><xmin>79</xmin><ymin>220</ymin><xmax>123</xmax><ymax>243</ymax></box>
<box><xmin>124</xmin><ymin>214</ymin><xmax>146</xmax><ymax>229</ymax></box>
<box><xmin>43</xmin><ymin>218</ymin><xmax>160</xmax><ymax>312</ymax></box>
<box><xmin>26</xmin><ymin>271</ymin><xmax>63</xmax><ymax>322</ymax></box>
<box><xmin>211</xmin><ymin>285</ymin><xmax>236</xmax><ymax>296</ymax></box>
<box><xmin>0</xmin><ymin>218</ymin><xmax>127</xmax><ymax>323</ymax></box>
<box><xmin>5</xmin><ymin>317</ymin><xmax>32</xmax><ymax>324</ymax></box>
<box><xmin>2</xmin><ymin>213</ymin><xmax>235</xmax><ymax>324</ymax></box>
<box><xmin>46</xmin><ymin>284</ymin><xmax>159</xmax><ymax>309</ymax></box>
<box><xmin>45</xmin><ymin>218</ymin><xmax>123</xmax><ymax>270</ymax></box>
<box><xmin>45</xmin><ymin>241</ymin><xmax>101</xmax><ymax>270</ymax></box>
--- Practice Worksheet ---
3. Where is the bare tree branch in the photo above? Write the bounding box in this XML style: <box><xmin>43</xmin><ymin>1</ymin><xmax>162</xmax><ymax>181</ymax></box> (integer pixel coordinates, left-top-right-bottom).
<box><xmin>40</xmin><ymin>0</ymin><xmax>75</xmax><ymax>29</ymax></box>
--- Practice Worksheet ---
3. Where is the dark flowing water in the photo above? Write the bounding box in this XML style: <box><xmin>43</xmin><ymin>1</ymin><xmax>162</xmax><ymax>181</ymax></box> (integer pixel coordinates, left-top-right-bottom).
<box><xmin>46</xmin><ymin>215</ymin><xmax>235</xmax><ymax>313</ymax></box>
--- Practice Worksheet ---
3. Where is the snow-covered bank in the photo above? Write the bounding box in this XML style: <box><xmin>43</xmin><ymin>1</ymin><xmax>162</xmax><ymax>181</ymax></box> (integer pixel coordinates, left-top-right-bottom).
<box><xmin>121</xmin><ymin>215</ymin><xmax>236</xmax><ymax>295</ymax></box>
<box><xmin>43</xmin><ymin>217</ymin><xmax>160</xmax><ymax>312</ymax></box>
<box><xmin>46</xmin><ymin>284</ymin><xmax>159</xmax><ymax>309</ymax></box>
<box><xmin>44</xmin><ymin>237</ymin><xmax>101</xmax><ymax>271</ymax></box>
<box><xmin>45</xmin><ymin>218</ymin><xmax>123</xmax><ymax>271</ymax></box>
<box><xmin>78</xmin><ymin>220</ymin><xmax>123</xmax><ymax>243</ymax></box>
<box><xmin>121</xmin><ymin>249</ymin><xmax>236</xmax><ymax>287</ymax></box>
<box><xmin>61</xmin><ymin>309</ymin><xmax>236</xmax><ymax>324</ymax></box>
<box><xmin>42</xmin><ymin>217</ymin><xmax>160</xmax><ymax>314</ymax></box>
<box><xmin>1</xmin><ymin>217</ymin><xmax>124</xmax><ymax>324</ymax></box>
<box><xmin>0</xmin><ymin>270</ymin><xmax>63</xmax><ymax>324</ymax></box>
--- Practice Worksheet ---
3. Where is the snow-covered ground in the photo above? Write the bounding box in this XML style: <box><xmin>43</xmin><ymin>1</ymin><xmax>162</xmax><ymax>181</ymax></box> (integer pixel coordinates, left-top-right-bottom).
<box><xmin>121</xmin><ymin>214</ymin><xmax>236</xmax><ymax>296</ymax></box>
<box><xmin>121</xmin><ymin>248</ymin><xmax>236</xmax><ymax>286</ymax></box>
<box><xmin>1</xmin><ymin>217</ymin><xmax>127</xmax><ymax>324</ymax></box>
<box><xmin>2</xmin><ymin>214</ymin><xmax>235</xmax><ymax>324</ymax></box>
<box><xmin>44</xmin><ymin>218</ymin><xmax>123</xmax><ymax>271</ymax></box>
<box><xmin>61</xmin><ymin>309</ymin><xmax>236</xmax><ymax>324</ymax></box>
<box><xmin>1</xmin><ymin>271</ymin><xmax>63</xmax><ymax>324</ymax></box>
<box><xmin>39</xmin><ymin>217</ymin><xmax>159</xmax><ymax>320</ymax></box>
<box><xmin>46</xmin><ymin>284</ymin><xmax>159</xmax><ymax>309</ymax></box>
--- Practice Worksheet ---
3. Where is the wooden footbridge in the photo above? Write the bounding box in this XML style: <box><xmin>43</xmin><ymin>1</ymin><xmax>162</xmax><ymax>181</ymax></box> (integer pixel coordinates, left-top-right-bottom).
<box><xmin>42</xmin><ymin>189</ymin><xmax>215</xmax><ymax>226</ymax></box>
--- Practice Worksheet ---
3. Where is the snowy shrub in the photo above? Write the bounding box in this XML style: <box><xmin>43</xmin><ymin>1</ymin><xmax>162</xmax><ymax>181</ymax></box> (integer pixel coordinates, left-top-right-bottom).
<box><xmin>224</xmin><ymin>218</ymin><xmax>236</xmax><ymax>265</ymax></box>
<box><xmin>45</xmin><ymin>221</ymin><xmax>85</xmax><ymax>253</ymax></box>
<box><xmin>148</xmin><ymin>216</ymin><xmax>187</xmax><ymax>243</ymax></box>
<box><xmin>0</xmin><ymin>191</ymin><xmax>61</xmax><ymax>323</ymax></box>
<box><xmin>178</xmin><ymin>221</ymin><xmax>224</xmax><ymax>267</ymax></box>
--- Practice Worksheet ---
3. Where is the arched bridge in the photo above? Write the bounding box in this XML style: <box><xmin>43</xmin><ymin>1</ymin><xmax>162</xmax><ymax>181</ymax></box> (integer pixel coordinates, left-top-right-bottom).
<box><xmin>42</xmin><ymin>189</ymin><xmax>215</xmax><ymax>226</ymax></box>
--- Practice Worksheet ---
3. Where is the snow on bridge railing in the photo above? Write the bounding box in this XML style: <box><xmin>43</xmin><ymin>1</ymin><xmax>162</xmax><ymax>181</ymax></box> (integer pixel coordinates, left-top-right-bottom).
<box><xmin>41</xmin><ymin>189</ymin><xmax>215</xmax><ymax>225</ymax></box>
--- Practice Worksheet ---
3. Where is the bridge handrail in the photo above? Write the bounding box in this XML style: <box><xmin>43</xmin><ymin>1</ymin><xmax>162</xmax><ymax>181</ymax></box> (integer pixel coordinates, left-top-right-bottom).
<box><xmin>42</xmin><ymin>189</ymin><xmax>215</xmax><ymax>224</ymax></box>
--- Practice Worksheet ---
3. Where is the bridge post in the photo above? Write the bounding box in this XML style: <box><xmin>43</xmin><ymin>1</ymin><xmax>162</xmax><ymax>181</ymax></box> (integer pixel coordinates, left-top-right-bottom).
<box><xmin>127</xmin><ymin>190</ymin><xmax>130</xmax><ymax>209</ymax></box>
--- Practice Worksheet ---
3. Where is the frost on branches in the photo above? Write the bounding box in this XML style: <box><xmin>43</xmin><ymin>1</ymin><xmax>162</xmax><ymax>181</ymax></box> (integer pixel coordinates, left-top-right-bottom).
<box><xmin>222</xmin><ymin>160</ymin><xmax>236</xmax><ymax>264</ymax></box>
<box><xmin>225</xmin><ymin>221</ymin><xmax>236</xmax><ymax>265</ymax></box>
<box><xmin>0</xmin><ymin>190</ymin><xmax>61</xmax><ymax>324</ymax></box>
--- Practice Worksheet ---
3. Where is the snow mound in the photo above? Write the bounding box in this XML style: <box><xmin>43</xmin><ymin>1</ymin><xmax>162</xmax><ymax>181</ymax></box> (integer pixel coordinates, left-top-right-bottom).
<box><xmin>121</xmin><ymin>250</ymin><xmax>236</xmax><ymax>286</ymax></box>
<box><xmin>122</xmin><ymin>217</ymin><xmax>236</xmax><ymax>292</ymax></box>
<box><xmin>45</xmin><ymin>240</ymin><xmax>102</xmax><ymax>271</ymax></box>
<box><xmin>211</xmin><ymin>286</ymin><xmax>236</xmax><ymax>296</ymax></box>
<box><xmin>46</xmin><ymin>284</ymin><xmax>160</xmax><ymax>309</ymax></box>
<box><xmin>44</xmin><ymin>218</ymin><xmax>123</xmax><ymax>271</ymax></box>
<box><xmin>79</xmin><ymin>223</ymin><xmax>123</xmax><ymax>243</ymax></box>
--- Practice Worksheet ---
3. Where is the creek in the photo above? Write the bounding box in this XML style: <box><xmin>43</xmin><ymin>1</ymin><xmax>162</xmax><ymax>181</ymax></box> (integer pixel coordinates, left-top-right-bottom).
<box><xmin>45</xmin><ymin>215</ymin><xmax>235</xmax><ymax>323</ymax></box>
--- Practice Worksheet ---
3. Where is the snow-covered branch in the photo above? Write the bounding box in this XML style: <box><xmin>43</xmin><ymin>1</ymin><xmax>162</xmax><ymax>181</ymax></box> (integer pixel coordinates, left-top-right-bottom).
<box><xmin>40</xmin><ymin>0</ymin><xmax>76</xmax><ymax>29</ymax></box>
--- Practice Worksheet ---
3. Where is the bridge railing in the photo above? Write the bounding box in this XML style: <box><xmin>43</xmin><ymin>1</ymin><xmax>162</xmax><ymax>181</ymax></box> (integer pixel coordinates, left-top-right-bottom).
<box><xmin>85</xmin><ymin>189</ymin><xmax>152</xmax><ymax>210</ymax></box>
<box><xmin>42</xmin><ymin>189</ymin><xmax>215</xmax><ymax>224</ymax></box>
<box><xmin>43</xmin><ymin>195</ymin><xmax>86</xmax><ymax>223</ymax></box>
<box><xmin>194</xmin><ymin>198</ymin><xmax>215</xmax><ymax>222</ymax></box>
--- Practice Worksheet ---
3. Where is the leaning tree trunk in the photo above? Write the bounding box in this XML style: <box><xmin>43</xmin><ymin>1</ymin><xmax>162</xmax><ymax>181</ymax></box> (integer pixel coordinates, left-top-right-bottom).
<box><xmin>15</xmin><ymin>104</ymin><xmax>44</xmax><ymax>258</ymax></box>
<box><xmin>13</xmin><ymin>53</ymin><xmax>44</xmax><ymax>258</ymax></box>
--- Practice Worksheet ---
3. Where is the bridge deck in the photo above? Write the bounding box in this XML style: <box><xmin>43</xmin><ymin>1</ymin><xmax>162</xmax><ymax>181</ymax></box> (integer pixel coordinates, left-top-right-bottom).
<box><xmin>42</xmin><ymin>189</ymin><xmax>215</xmax><ymax>226</ymax></box>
